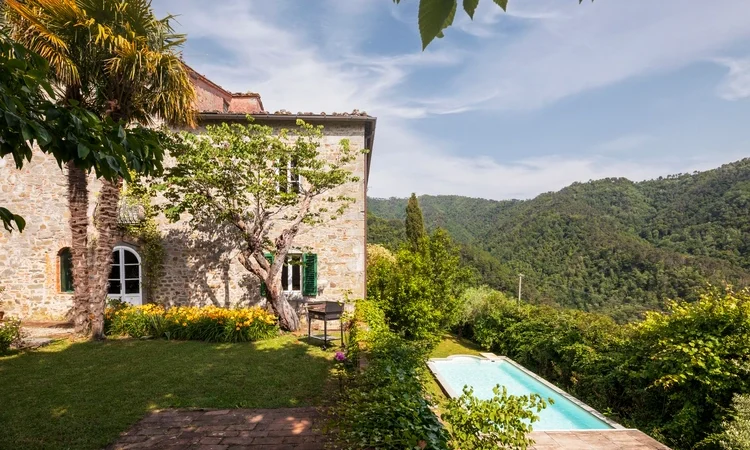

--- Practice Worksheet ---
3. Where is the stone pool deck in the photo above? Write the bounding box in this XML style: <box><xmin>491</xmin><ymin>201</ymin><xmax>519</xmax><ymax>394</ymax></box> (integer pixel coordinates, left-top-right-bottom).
<box><xmin>529</xmin><ymin>430</ymin><xmax>671</xmax><ymax>449</ymax></box>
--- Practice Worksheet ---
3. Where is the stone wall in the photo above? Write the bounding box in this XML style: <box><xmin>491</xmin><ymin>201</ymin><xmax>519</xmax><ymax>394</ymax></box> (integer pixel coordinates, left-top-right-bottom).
<box><xmin>0</xmin><ymin>119</ymin><xmax>367</xmax><ymax>320</ymax></box>
<box><xmin>0</xmin><ymin>154</ymin><xmax>103</xmax><ymax>319</ymax></box>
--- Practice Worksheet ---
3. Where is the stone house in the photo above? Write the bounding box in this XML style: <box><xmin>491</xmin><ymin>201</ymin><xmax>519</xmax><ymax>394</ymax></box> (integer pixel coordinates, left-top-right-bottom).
<box><xmin>0</xmin><ymin>67</ymin><xmax>376</xmax><ymax>320</ymax></box>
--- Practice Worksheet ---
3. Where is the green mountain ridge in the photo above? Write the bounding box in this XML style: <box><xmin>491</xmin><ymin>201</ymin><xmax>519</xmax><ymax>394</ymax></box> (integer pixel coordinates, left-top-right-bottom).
<box><xmin>367</xmin><ymin>158</ymin><xmax>750</xmax><ymax>322</ymax></box>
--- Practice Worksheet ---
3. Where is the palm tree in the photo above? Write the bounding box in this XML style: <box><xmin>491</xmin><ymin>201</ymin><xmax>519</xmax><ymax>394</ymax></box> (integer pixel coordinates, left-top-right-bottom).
<box><xmin>5</xmin><ymin>0</ymin><xmax>195</xmax><ymax>338</ymax></box>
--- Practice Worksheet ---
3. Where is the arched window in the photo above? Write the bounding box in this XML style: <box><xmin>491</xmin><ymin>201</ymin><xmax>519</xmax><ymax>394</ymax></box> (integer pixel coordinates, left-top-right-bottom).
<box><xmin>59</xmin><ymin>248</ymin><xmax>74</xmax><ymax>293</ymax></box>
<box><xmin>107</xmin><ymin>246</ymin><xmax>143</xmax><ymax>305</ymax></box>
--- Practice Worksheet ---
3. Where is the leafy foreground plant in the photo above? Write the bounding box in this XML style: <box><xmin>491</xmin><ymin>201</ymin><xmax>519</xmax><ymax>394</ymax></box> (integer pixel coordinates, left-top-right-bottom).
<box><xmin>444</xmin><ymin>386</ymin><xmax>548</xmax><ymax>450</ymax></box>
<box><xmin>105</xmin><ymin>302</ymin><xmax>278</xmax><ymax>343</ymax></box>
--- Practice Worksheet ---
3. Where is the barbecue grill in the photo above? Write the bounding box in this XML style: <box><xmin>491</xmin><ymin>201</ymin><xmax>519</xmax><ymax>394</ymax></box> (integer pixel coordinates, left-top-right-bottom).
<box><xmin>306</xmin><ymin>301</ymin><xmax>344</xmax><ymax>349</ymax></box>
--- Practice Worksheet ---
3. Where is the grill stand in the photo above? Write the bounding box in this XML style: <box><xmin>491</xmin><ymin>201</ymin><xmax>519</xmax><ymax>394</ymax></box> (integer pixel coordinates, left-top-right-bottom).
<box><xmin>306</xmin><ymin>302</ymin><xmax>344</xmax><ymax>350</ymax></box>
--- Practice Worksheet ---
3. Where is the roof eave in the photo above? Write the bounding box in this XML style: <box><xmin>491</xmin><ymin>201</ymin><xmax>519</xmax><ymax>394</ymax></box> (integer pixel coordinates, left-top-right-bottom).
<box><xmin>198</xmin><ymin>112</ymin><xmax>375</xmax><ymax>124</ymax></box>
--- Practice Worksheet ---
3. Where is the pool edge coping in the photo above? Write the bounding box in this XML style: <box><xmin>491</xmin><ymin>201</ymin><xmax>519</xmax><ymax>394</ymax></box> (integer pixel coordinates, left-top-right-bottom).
<box><xmin>426</xmin><ymin>353</ymin><xmax>626</xmax><ymax>431</ymax></box>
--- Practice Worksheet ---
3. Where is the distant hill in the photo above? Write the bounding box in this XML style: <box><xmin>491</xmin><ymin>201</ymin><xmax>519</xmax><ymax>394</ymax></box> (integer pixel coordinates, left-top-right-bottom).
<box><xmin>368</xmin><ymin>158</ymin><xmax>750</xmax><ymax>322</ymax></box>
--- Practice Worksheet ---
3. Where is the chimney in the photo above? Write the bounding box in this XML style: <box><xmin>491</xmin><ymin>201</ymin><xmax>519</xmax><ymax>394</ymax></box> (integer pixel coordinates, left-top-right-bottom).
<box><xmin>228</xmin><ymin>93</ymin><xmax>263</xmax><ymax>114</ymax></box>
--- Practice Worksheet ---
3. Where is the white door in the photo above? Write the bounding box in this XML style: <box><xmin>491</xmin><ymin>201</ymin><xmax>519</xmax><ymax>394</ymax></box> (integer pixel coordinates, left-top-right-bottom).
<box><xmin>107</xmin><ymin>246</ymin><xmax>143</xmax><ymax>305</ymax></box>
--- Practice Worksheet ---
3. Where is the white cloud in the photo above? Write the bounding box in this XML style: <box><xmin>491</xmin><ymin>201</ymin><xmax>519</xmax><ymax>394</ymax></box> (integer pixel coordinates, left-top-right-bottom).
<box><xmin>156</xmin><ymin>1</ymin><xmax>460</xmax><ymax>118</ymax></box>
<box><xmin>454</xmin><ymin>0</ymin><xmax>564</xmax><ymax>38</ymax></box>
<box><xmin>426</xmin><ymin>0</ymin><xmax>750</xmax><ymax>113</ymax></box>
<box><xmin>715</xmin><ymin>57</ymin><xmax>750</xmax><ymax>100</ymax></box>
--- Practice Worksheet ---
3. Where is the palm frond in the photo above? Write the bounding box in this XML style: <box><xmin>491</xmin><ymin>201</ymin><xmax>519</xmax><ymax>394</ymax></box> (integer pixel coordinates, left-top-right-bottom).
<box><xmin>6</xmin><ymin>0</ymin><xmax>195</xmax><ymax>125</ymax></box>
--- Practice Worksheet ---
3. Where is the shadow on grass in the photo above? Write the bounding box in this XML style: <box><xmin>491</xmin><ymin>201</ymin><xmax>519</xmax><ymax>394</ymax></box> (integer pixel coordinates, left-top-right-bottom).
<box><xmin>0</xmin><ymin>334</ymin><xmax>334</xmax><ymax>450</ymax></box>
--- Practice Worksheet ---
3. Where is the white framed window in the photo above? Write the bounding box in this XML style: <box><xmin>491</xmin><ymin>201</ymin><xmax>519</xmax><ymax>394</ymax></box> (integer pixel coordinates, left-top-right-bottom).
<box><xmin>107</xmin><ymin>246</ymin><xmax>143</xmax><ymax>305</ymax></box>
<box><xmin>281</xmin><ymin>253</ymin><xmax>302</xmax><ymax>292</ymax></box>
<box><xmin>277</xmin><ymin>157</ymin><xmax>301</xmax><ymax>194</ymax></box>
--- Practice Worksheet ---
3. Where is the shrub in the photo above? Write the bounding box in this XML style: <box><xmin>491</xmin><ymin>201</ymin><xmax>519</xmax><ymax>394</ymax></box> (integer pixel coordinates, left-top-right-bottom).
<box><xmin>443</xmin><ymin>385</ymin><xmax>548</xmax><ymax>450</ymax></box>
<box><xmin>457</xmin><ymin>286</ymin><xmax>510</xmax><ymax>333</ymax></box>
<box><xmin>620</xmin><ymin>287</ymin><xmax>750</xmax><ymax>448</ymax></box>
<box><xmin>0</xmin><ymin>316</ymin><xmax>23</xmax><ymax>354</ymax></box>
<box><xmin>105</xmin><ymin>304</ymin><xmax>278</xmax><ymax>342</ymax></box>
<box><xmin>367</xmin><ymin>229</ymin><xmax>470</xmax><ymax>345</ymax></box>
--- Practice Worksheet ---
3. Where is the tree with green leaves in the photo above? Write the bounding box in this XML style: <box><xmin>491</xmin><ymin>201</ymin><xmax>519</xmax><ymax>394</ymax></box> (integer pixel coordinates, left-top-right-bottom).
<box><xmin>5</xmin><ymin>0</ymin><xmax>195</xmax><ymax>338</ymax></box>
<box><xmin>405</xmin><ymin>193</ymin><xmax>426</xmax><ymax>249</ymax></box>
<box><xmin>0</xmin><ymin>33</ymin><xmax>165</xmax><ymax>233</ymax></box>
<box><xmin>161</xmin><ymin>119</ymin><xmax>363</xmax><ymax>331</ymax></box>
<box><xmin>394</xmin><ymin>0</ymin><xmax>591</xmax><ymax>49</ymax></box>
<box><xmin>368</xmin><ymin>227</ymin><xmax>470</xmax><ymax>344</ymax></box>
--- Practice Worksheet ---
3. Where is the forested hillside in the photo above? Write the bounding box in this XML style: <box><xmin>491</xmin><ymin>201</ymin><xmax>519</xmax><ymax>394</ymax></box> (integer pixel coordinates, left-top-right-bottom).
<box><xmin>368</xmin><ymin>158</ymin><xmax>750</xmax><ymax>321</ymax></box>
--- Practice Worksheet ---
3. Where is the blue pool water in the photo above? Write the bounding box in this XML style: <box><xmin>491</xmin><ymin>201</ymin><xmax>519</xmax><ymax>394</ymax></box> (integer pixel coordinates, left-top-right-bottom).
<box><xmin>429</xmin><ymin>357</ymin><xmax>612</xmax><ymax>430</ymax></box>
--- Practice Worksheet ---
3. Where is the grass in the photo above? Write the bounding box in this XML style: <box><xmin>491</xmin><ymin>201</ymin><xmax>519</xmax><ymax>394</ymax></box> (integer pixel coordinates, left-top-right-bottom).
<box><xmin>0</xmin><ymin>334</ymin><xmax>335</xmax><ymax>450</ymax></box>
<box><xmin>430</xmin><ymin>334</ymin><xmax>483</xmax><ymax>359</ymax></box>
<box><xmin>425</xmin><ymin>334</ymin><xmax>484</xmax><ymax>405</ymax></box>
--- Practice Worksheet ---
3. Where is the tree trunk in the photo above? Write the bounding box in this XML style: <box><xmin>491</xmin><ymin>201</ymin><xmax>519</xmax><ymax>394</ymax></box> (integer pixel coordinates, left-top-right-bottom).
<box><xmin>67</xmin><ymin>162</ymin><xmax>90</xmax><ymax>335</ymax></box>
<box><xmin>238</xmin><ymin>249</ymin><xmax>301</xmax><ymax>331</ymax></box>
<box><xmin>267</xmin><ymin>283</ymin><xmax>300</xmax><ymax>331</ymax></box>
<box><xmin>89</xmin><ymin>179</ymin><xmax>122</xmax><ymax>340</ymax></box>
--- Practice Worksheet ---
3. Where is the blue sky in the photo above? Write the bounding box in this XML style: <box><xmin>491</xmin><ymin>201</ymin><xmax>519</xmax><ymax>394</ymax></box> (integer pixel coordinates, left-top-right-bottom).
<box><xmin>153</xmin><ymin>0</ymin><xmax>750</xmax><ymax>200</ymax></box>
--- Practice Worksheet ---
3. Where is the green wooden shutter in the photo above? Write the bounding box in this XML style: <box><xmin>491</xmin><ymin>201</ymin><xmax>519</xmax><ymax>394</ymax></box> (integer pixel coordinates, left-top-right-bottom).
<box><xmin>302</xmin><ymin>253</ymin><xmax>318</xmax><ymax>296</ymax></box>
<box><xmin>60</xmin><ymin>248</ymin><xmax>74</xmax><ymax>293</ymax></box>
<box><xmin>260</xmin><ymin>253</ymin><xmax>274</xmax><ymax>297</ymax></box>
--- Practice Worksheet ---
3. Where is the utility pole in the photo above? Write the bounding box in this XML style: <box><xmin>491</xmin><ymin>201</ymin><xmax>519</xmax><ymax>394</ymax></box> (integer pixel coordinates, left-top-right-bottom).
<box><xmin>517</xmin><ymin>274</ymin><xmax>524</xmax><ymax>306</ymax></box>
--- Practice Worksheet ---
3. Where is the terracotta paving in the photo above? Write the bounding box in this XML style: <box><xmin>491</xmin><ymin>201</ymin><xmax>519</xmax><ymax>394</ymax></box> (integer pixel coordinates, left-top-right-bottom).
<box><xmin>108</xmin><ymin>407</ymin><xmax>328</xmax><ymax>450</ymax></box>
<box><xmin>529</xmin><ymin>430</ymin><xmax>671</xmax><ymax>449</ymax></box>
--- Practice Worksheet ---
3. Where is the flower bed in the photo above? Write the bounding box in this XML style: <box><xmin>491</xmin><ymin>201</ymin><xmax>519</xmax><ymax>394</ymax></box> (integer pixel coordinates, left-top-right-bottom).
<box><xmin>105</xmin><ymin>302</ymin><xmax>278</xmax><ymax>342</ymax></box>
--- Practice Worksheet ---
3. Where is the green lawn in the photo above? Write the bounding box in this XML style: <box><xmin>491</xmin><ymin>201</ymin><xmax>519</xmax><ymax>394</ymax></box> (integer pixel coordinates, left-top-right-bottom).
<box><xmin>425</xmin><ymin>335</ymin><xmax>483</xmax><ymax>404</ymax></box>
<box><xmin>430</xmin><ymin>334</ymin><xmax>483</xmax><ymax>359</ymax></box>
<box><xmin>0</xmin><ymin>335</ymin><xmax>334</xmax><ymax>450</ymax></box>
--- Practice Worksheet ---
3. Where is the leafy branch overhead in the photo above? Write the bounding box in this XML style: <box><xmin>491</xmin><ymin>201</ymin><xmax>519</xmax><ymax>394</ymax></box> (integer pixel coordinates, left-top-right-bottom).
<box><xmin>394</xmin><ymin>0</ymin><xmax>591</xmax><ymax>49</ymax></box>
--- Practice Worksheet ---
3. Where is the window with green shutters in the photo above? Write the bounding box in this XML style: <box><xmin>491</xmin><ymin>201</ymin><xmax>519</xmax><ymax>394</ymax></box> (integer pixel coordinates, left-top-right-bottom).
<box><xmin>259</xmin><ymin>252</ymin><xmax>317</xmax><ymax>297</ymax></box>
<box><xmin>302</xmin><ymin>253</ymin><xmax>317</xmax><ymax>296</ymax></box>
<box><xmin>59</xmin><ymin>248</ymin><xmax>73</xmax><ymax>293</ymax></box>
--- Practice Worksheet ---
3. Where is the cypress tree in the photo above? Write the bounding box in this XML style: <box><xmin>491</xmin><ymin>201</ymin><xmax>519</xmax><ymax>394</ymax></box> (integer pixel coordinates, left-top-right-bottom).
<box><xmin>405</xmin><ymin>193</ymin><xmax>426</xmax><ymax>249</ymax></box>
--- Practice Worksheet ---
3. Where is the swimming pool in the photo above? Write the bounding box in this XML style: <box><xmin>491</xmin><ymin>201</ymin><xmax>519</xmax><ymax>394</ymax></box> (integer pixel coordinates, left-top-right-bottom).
<box><xmin>428</xmin><ymin>355</ymin><xmax>619</xmax><ymax>431</ymax></box>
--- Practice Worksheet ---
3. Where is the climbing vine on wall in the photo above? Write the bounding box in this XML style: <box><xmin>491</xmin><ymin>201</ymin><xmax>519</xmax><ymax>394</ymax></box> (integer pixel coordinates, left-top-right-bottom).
<box><xmin>120</xmin><ymin>174</ymin><xmax>164</xmax><ymax>301</ymax></box>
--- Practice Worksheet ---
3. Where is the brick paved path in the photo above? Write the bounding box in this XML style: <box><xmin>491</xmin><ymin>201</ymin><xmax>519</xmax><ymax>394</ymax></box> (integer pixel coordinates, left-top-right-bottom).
<box><xmin>108</xmin><ymin>407</ymin><xmax>328</xmax><ymax>450</ymax></box>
